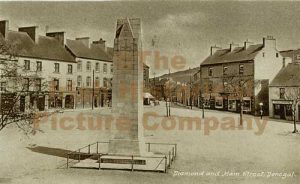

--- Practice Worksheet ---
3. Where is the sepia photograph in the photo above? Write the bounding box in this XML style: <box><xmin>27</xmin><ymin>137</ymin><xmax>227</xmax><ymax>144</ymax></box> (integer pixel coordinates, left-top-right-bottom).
<box><xmin>0</xmin><ymin>0</ymin><xmax>299</xmax><ymax>183</ymax></box>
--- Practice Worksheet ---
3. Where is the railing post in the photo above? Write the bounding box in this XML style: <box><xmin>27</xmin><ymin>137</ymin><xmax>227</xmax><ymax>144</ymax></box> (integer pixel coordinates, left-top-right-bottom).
<box><xmin>164</xmin><ymin>156</ymin><xmax>167</xmax><ymax>173</ymax></box>
<box><xmin>131</xmin><ymin>155</ymin><xmax>134</xmax><ymax>172</ymax></box>
<box><xmin>96</xmin><ymin>142</ymin><xmax>99</xmax><ymax>154</ymax></box>
<box><xmin>168</xmin><ymin>151</ymin><xmax>171</xmax><ymax>168</ymax></box>
<box><xmin>98</xmin><ymin>154</ymin><xmax>101</xmax><ymax>170</ymax></box>
<box><xmin>78</xmin><ymin>149</ymin><xmax>81</xmax><ymax>162</ymax></box>
<box><xmin>147</xmin><ymin>143</ymin><xmax>150</xmax><ymax>152</ymax></box>
<box><xmin>172</xmin><ymin>147</ymin><xmax>175</xmax><ymax>161</ymax></box>
<box><xmin>88</xmin><ymin>144</ymin><xmax>90</xmax><ymax>154</ymax></box>
<box><xmin>67</xmin><ymin>154</ymin><xmax>69</xmax><ymax>169</ymax></box>
<box><xmin>175</xmin><ymin>144</ymin><xmax>177</xmax><ymax>158</ymax></box>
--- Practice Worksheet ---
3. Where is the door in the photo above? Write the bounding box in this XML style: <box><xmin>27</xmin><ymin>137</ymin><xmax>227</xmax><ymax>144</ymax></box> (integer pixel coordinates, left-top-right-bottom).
<box><xmin>20</xmin><ymin>96</ymin><xmax>25</xmax><ymax>112</ymax></box>
<box><xmin>279</xmin><ymin>104</ymin><xmax>285</xmax><ymax>119</ymax></box>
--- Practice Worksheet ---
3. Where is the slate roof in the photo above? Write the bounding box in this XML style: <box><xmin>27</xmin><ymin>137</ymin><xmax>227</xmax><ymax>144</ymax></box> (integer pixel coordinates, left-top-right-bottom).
<box><xmin>201</xmin><ymin>44</ymin><xmax>264</xmax><ymax>66</ymax></box>
<box><xmin>0</xmin><ymin>30</ymin><xmax>75</xmax><ymax>62</ymax></box>
<box><xmin>66</xmin><ymin>39</ymin><xmax>112</xmax><ymax>62</ymax></box>
<box><xmin>280</xmin><ymin>49</ymin><xmax>300</xmax><ymax>60</ymax></box>
<box><xmin>269</xmin><ymin>62</ymin><xmax>300</xmax><ymax>87</ymax></box>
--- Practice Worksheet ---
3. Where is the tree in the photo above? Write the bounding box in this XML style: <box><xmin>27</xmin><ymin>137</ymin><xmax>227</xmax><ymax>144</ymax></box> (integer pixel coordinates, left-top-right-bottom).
<box><xmin>225</xmin><ymin>73</ymin><xmax>253</xmax><ymax>126</ymax></box>
<box><xmin>0</xmin><ymin>40</ymin><xmax>48</xmax><ymax>133</ymax></box>
<box><xmin>284</xmin><ymin>87</ymin><xmax>299</xmax><ymax>133</ymax></box>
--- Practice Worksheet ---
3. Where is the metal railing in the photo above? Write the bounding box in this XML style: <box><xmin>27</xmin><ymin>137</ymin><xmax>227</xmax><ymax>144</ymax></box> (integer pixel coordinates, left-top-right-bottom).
<box><xmin>66</xmin><ymin>141</ymin><xmax>177</xmax><ymax>173</ymax></box>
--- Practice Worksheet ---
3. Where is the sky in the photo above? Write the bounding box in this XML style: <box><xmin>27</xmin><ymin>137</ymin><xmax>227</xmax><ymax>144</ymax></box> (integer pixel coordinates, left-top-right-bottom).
<box><xmin>1</xmin><ymin>1</ymin><xmax>300</xmax><ymax>77</ymax></box>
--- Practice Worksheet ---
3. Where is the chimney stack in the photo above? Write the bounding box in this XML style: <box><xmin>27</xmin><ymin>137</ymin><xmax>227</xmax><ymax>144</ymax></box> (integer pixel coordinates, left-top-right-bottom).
<box><xmin>76</xmin><ymin>37</ymin><xmax>90</xmax><ymax>48</ymax></box>
<box><xmin>92</xmin><ymin>38</ymin><xmax>106</xmax><ymax>51</ymax></box>
<box><xmin>229</xmin><ymin>42</ymin><xmax>239</xmax><ymax>52</ymax></box>
<box><xmin>263</xmin><ymin>36</ymin><xmax>276</xmax><ymax>49</ymax></box>
<box><xmin>19</xmin><ymin>26</ymin><xmax>38</xmax><ymax>42</ymax></box>
<box><xmin>244</xmin><ymin>39</ymin><xmax>253</xmax><ymax>50</ymax></box>
<box><xmin>0</xmin><ymin>20</ymin><xmax>9</xmax><ymax>39</ymax></box>
<box><xmin>46</xmin><ymin>31</ymin><xmax>66</xmax><ymax>46</ymax></box>
<box><xmin>210</xmin><ymin>45</ymin><xmax>221</xmax><ymax>56</ymax></box>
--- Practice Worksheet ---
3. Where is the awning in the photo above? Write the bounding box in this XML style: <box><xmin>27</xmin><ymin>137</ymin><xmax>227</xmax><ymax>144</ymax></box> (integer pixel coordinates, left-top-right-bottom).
<box><xmin>143</xmin><ymin>92</ymin><xmax>154</xmax><ymax>99</ymax></box>
<box><xmin>272</xmin><ymin>100</ymin><xmax>293</xmax><ymax>105</ymax></box>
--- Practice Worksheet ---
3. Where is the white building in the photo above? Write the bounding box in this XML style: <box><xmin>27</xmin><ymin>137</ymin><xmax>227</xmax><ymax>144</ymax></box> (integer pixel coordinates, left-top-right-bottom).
<box><xmin>65</xmin><ymin>37</ymin><xmax>113</xmax><ymax>108</ymax></box>
<box><xmin>0</xmin><ymin>20</ymin><xmax>77</xmax><ymax>111</ymax></box>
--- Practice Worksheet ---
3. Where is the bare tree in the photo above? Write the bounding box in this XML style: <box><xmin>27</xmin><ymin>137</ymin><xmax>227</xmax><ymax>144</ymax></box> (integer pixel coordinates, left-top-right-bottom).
<box><xmin>225</xmin><ymin>73</ymin><xmax>253</xmax><ymax>126</ymax></box>
<box><xmin>0</xmin><ymin>41</ymin><xmax>48</xmax><ymax>133</ymax></box>
<box><xmin>284</xmin><ymin>87</ymin><xmax>299</xmax><ymax>133</ymax></box>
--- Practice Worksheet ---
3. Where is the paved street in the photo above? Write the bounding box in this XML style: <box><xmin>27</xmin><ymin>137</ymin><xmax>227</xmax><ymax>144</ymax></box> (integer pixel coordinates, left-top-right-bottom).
<box><xmin>0</xmin><ymin>104</ymin><xmax>299</xmax><ymax>184</ymax></box>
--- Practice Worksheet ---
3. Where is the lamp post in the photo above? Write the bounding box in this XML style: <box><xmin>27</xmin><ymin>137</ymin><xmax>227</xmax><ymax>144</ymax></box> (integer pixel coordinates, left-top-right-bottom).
<box><xmin>259</xmin><ymin>102</ymin><xmax>263</xmax><ymax>119</ymax></box>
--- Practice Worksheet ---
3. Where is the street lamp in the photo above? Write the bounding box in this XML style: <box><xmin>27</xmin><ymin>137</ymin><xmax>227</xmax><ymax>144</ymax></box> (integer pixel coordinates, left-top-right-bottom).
<box><xmin>259</xmin><ymin>102</ymin><xmax>263</xmax><ymax>119</ymax></box>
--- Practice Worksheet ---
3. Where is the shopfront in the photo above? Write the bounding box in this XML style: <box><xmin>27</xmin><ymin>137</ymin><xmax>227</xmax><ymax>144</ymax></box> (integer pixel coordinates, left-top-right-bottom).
<box><xmin>272</xmin><ymin>100</ymin><xmax>294</xmax><ymax>121</ymax></box>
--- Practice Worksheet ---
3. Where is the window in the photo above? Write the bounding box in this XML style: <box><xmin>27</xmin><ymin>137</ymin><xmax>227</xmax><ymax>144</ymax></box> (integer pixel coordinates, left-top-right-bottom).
<box><xmin>296</xmin><ymin>55</ymin><xmax>300</xmax><ymax>60</ymax></box>
<box><xmin>35</xmin><ymin>78</ymin><xmax>41</xmax><ymax>91</ymax></box>
<box><xmin>239</xmin><ymin>64</ymin><xmax>244</xmax><ymax>75</ymax></box>
<box><xmin>223</xmin><ymin>66</ymin><xmax>228</xmax><ymax>75</ymax></box>
<box><xmin>0</xmin><ymin>82</ymin><xmax>6</xmax><ymax>91</ymax></box>
<box><xmin>279</xmin><ymin>88</ymin><xmax>285</xmax><ymax>99</ymax></box>
<box><xmin>239</xmin><ymin>80</ymin><xmax>244</xmax><ymax>87</ymax></box>
<box><xmin>86</xmin><ymin>61</ymin><xmax>91</xmax><ymax>71</ymax></box>
<box><xmin>95</xmin><ymin>63</ymin><xmax>100</xmax><ymax>72</ymax></box>
<box><xmin>77</xmin><ymin>76</ymin><xmax>82</xmax><ymax>87</ymax></box>
<box><xmin>262</xmin><ymin>52</ymin><xmax>265</xmax><ymax>57</ymax></box>
<box><xmin>54</xmin><ymin>63</ymin><xmax>60</xmax><ymax>73</ymax></box>
<box><xmin>276</xmin><ymin>53</ymin><xmax>279</xmax><ymax>58</ymax></box>
<box><xmin>67</xmin><ymin>80</ymin><xmax>72</xmax><ymax>91</ymax></box>
<box><xmin>208</xmin><ymin>67</ymin><xmax>213</xmax><ymax>77</ymax></box>
<box><xmin>95</xmin><ymin>77</ymin><xmax>100</xmax><ymax>87</ymax></box>
<box><xmin>24</xmin><ymin>78</ymin><xmax>30</xmax><ymax>91</ymax></box>
<box><xmin>24</xmin><ymin>60</ymin><xmax>30</xmax><ymax>70</ymax></box>
<box><xmin>77</xmin><ymin>60</ymin><xmax>82</xmax><ymax>71</ymax></box>
<box><xmin>67</xmin><ymin>64</ymin><xmax>73</xmax><ymax>74</ymax></box>
<box><xmin>36</xmin><ymin>61</ymin><xmax>42</xmax><ymax>71</ymax></box>
<box><xmin>111</xmin><ymin>64</ymin><xmax>113</xmax><ymax>73</ymax></box>
<box><xmin>223</xmin><ymin>81</ymin><xmax>228</xmax><ymax>90</ymax></box>
<box><xmin>228</xmin><ymin>100</ymin><xmax>236</xmax><ymax>111</ymax></box>
<box><xmin>208</xmin><ymin>82</ymin><xmax>213</xmax><ymax>92</ymax></box>
<box><xmin>53</xmin><ymin>79</ymin><xmax>59</xmax><ymax>91</ymax></box>
<box><xmin>103</xmin><ymin>63</ymin><xmax>107</xmax><ymax>73</ymax></box>
<box><xmin>86</xmin><ymin>76</ymin><xmax>91</xmax><ymax>87</ymax></box>
<box><xmin>243</xmin><ymin>99</ymin><xmax>251</xmax><ymax>111</ymax></box>
<box><xmin>103</xmin><ymin>78</ymin><xmax>107</xmax><ymax>88</ymax></box>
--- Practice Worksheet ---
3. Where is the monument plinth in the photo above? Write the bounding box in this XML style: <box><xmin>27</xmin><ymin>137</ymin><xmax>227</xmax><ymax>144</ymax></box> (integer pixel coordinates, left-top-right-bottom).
<box><xmin>70</xmin><ymin>18</ymin><xmax>176</xmax><ymax>172</ymax></box>
<box><xmin>108</xmin><ymin>18</ymin><xmax>146</xmax><ymax>156</ymax></box>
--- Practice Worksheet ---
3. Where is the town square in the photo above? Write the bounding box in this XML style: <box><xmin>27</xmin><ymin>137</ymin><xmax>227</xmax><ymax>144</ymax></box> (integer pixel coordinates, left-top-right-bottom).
<box><xmin>0</xmin><ymin>1</ymin><xmax>299</xmax><ymax>184</ymax></box>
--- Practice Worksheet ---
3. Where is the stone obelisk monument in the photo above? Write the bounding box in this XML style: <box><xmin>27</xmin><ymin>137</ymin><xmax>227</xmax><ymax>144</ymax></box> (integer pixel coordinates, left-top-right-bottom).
<box><xmin>108</xmin><ymin>18</ymin><xmax>146</xmax><ymax>156</ymax></box>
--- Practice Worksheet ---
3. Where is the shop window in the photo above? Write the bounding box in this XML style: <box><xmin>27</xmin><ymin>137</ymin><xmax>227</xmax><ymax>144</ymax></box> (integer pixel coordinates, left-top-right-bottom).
<box><xmin>279</xmin><ymin>88</ymin><xmax>285</xmax><ymax>99</ymax></box>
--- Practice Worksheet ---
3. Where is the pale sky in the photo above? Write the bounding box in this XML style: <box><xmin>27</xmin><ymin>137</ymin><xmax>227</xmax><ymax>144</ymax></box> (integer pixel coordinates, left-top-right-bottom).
<box><xmin>1</xmin><ymin>1</ymin><xmax>300</xmax><ymax>76</ymax></box>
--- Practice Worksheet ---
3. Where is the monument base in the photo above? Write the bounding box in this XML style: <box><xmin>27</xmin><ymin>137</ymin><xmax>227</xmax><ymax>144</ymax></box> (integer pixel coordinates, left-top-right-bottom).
<box><xmin>71</xmin><ymin>154</ymin><xmax>169</xmax><ymax>172</ymax></box>
<box><xmin>108</xmin><ymin>139</ymin><xmax>146</xmax><ymax>156</ymax></box>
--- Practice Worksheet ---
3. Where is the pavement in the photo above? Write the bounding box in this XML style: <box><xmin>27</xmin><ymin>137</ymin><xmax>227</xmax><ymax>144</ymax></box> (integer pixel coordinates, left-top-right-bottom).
<box><xmin>0</xmin><ymin>104</ymin><xmax>299</xmax><ymax>184</ymax></box>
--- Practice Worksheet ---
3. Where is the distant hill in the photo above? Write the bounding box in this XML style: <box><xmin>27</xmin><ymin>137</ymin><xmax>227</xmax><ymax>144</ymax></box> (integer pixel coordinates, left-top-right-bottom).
<box><xmin>155</xmin><ymin>67</ymin><xmax>199</xmax><ymax>83</ymax></box>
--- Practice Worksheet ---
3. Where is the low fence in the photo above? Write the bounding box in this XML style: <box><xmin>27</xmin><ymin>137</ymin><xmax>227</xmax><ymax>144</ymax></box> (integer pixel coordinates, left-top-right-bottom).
<box><xmin>66</xmin><ymin>141</ymin><xmax>177</xmax><ymax>173</ymax></box>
